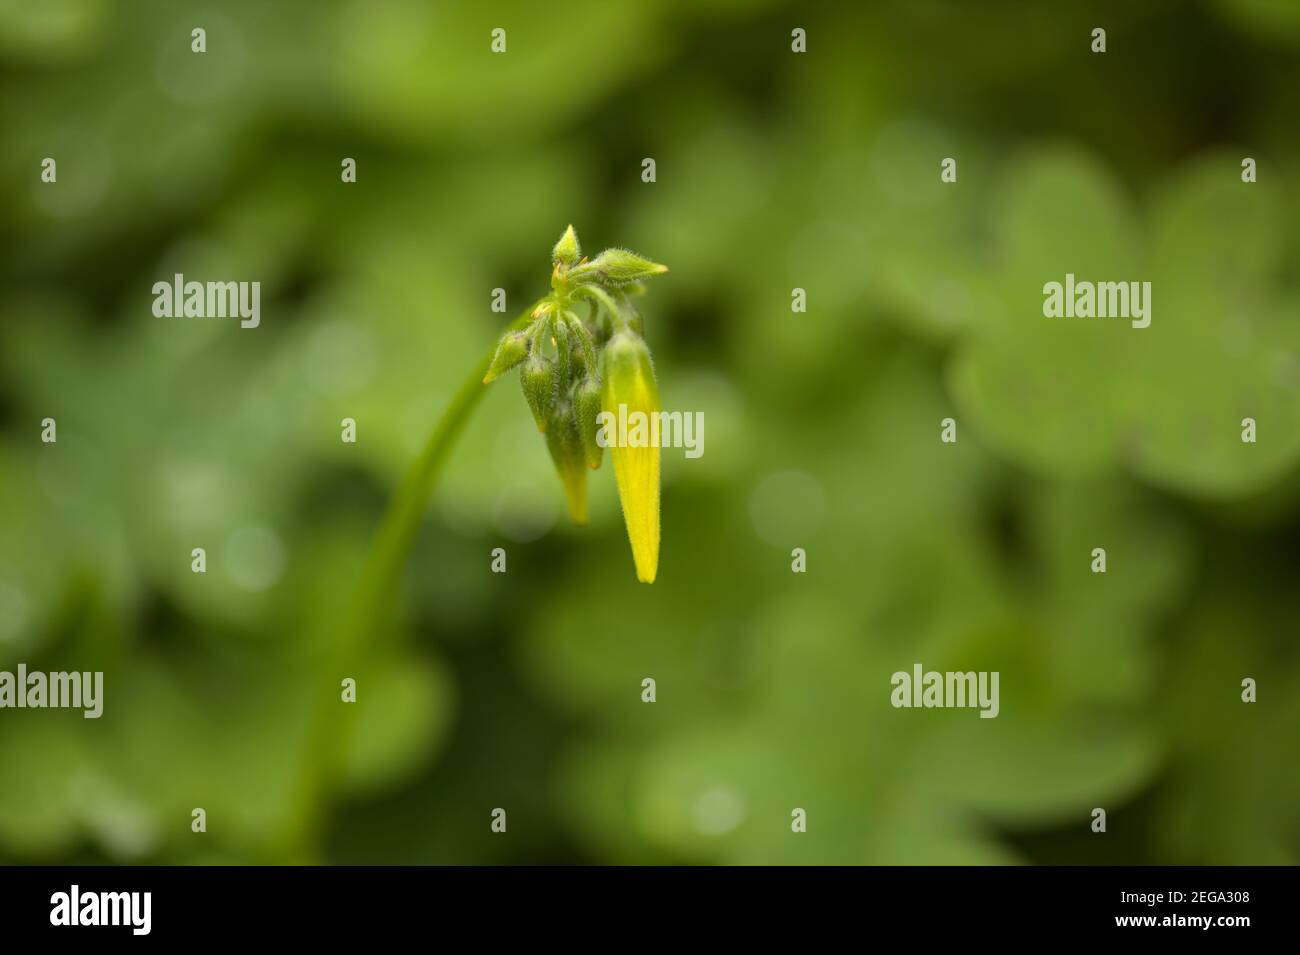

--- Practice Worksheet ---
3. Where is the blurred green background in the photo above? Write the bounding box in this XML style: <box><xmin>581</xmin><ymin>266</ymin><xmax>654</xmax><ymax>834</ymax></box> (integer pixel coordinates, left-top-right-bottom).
<box><xmin>1</xmin><ymin>0</ymin><xmax>1298</xmax><ymax>865</ymax></box>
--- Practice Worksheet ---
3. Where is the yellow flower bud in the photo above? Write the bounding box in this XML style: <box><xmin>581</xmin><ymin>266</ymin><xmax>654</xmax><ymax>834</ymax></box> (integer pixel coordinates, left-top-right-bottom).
<box><xmin>601</xmin><ymin>331</ymin><xmax>660</xmax><ymax>583</ymax></box>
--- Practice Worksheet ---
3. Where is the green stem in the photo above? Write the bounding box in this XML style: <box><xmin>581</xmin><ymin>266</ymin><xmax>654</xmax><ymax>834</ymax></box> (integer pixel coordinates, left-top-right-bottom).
<box><xmin>287</xmin><ymin>301</ymin><xmax>540</xmax><ymax>859</ymax></box>
<box><xmin>575</xmin><ymin>283</ymin><xmax>627</xmax><ymax>330</ymax></box>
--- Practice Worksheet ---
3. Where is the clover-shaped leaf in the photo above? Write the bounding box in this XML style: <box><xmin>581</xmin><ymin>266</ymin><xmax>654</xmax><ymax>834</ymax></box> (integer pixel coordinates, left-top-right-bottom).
<box><xmin>950</xmin><ymin>147</ymin><xmax>1300</xmax><ymax>497</ymax></box>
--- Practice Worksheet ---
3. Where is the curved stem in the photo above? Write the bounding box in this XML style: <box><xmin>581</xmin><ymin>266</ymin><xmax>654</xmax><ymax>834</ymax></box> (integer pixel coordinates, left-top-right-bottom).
<box><xmin>287</xmin><ymin>301</ymin><xmax>540</xmax><ymax>858</ymax></box>
<box><xmin>575</xmin><ymin>283</ymin><xmax>630</xmax><ymax>332</ymax></box>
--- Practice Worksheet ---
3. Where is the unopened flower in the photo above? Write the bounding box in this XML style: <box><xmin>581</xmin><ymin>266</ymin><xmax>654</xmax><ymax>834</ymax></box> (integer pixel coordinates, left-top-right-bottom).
<box><xmin>601</xmin><ymin>330</ymin><xmax>660</xmax><ymax>583</ymax></box>
<box><xmin>545</xmin><ymin>399</ymin><xmax>589</xmax><ymax>524</ymax></box>
<box><xmin>574</xmin><ymin>376</ymin><xmax>604</xmax><ymax>470</ymax></box>
<box><xmin>519</xmin><ymin>327</ymin><xmax>556</xmax><ymax>432</ymax></box>
<box><xmin>552</xmin><ymin>224</ymin><xmax>582</xmax><ymax>267</ymax></box>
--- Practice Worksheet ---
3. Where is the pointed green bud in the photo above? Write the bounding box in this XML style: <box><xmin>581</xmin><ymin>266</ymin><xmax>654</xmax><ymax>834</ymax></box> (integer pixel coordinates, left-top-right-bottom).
<box><xmin>578</xmin><ymin>248</ymin><xmax>669</xmax><ymax>287</ymax></box>
<box><xmin>545</xmin><ymin>401</ymin><xmax>588</xmax><ymax>524</ymax></box>
<box><xmin>552</xmin><ymin>224</ymin><xmax>581</xmax><ymax>267</ymax></box>
<box><xmin>482</xmin><ymin>330</ymin><xmax>529</xmax><ymax>384</ymax></box>
<box><xmin>520</xmin><ymin>352</ymin><xmax>555</xmax><ymax>432</ymax></box>
<box><xmin>574</xmin><ymin>376</ymin><xmax>604</xmax><ymax>469</ymax></box>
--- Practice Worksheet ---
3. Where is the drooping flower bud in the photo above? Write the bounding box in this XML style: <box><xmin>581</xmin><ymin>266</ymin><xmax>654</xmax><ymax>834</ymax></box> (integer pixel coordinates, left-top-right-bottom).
<box><xmin>520</xmin><ymin>351</ymin><xmax>555</xmax><ymax>432</ymax></box>
<box><xmin>550</xmin><ymin>314</ymin><xmax>571</xmax><ymax>387</ymax></box>
<box><xmin>545</xmin><ymin>401</ymin><xmax>588</xmax><ymax>524</ymax></box>
<box><xmin>601</xmin><ymin>330</ymin><xmax>660</xmax><ymax>583</ymax></box>
<box><xmin>482</xmin><ymin>330</ymin><xmax>529</xmax><ymax>384</ymax></box>
<box><xmin>574</xmin><ymin>376</ymin><xmax>604</xmax><ymax>470</ymax></box>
